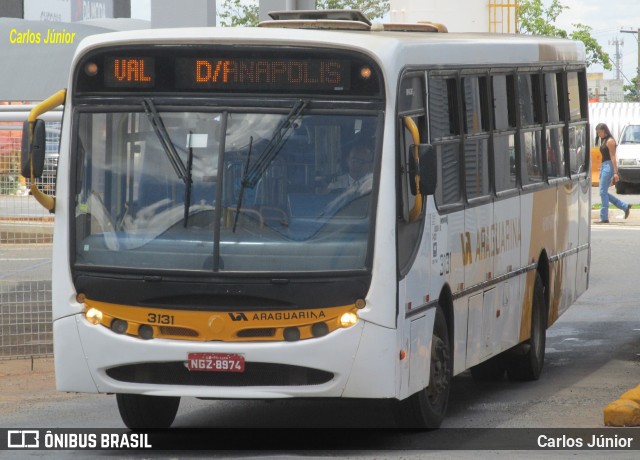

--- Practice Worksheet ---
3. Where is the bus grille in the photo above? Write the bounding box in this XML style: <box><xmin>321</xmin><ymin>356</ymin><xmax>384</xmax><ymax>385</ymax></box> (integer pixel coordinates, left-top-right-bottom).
<box><xmin>159</xmin><ymin>326</ymin><xmax>199</xmax><ymax>337</ymax></box>
<box><xmin>236</xmin><ymin>328</ymin><xmax>276</xmax><ymax>338</ymax></box>
<box><xmin>106</xmin><ymin>362</ymin><xmax>334</xmax><ymax>387</ymax></box>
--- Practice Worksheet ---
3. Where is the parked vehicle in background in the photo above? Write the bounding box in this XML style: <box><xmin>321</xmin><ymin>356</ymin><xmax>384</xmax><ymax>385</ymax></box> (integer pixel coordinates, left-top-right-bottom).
<box><xmin>615</xmin><ymin>123</ymin><xmax>640</xmax><ymax>194</ymax></box>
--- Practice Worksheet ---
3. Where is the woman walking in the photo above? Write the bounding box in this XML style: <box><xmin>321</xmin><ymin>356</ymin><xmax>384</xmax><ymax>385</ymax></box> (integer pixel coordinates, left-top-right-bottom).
<box><xmin>596</xmin><ymin>123</ymin><xmax>631</xmax><ymax>223</ymax></box>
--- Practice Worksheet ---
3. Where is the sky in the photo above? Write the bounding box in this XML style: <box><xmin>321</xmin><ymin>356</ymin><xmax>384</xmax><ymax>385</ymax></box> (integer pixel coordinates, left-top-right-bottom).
<box><xmin>552</xmin><ymin>0</ymin><xmax>640</xmax><ymax>84</ymax></box>
<box><xmin>130</xmin><ymin>0</ymin><xmax>640</xmax><ymax>84</ymax></box>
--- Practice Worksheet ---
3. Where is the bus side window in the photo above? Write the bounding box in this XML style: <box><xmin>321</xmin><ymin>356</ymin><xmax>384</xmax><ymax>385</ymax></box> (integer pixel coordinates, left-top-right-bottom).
<box><xmin>462</xmin><ymin>74</ymin><xmax>490</xmax><ymax>200</ymax></box>
<box><xmin>492</xmin><ymin>73</ymin><xmax>517</xmax><ymax>192</ymax></box>
<box><xmin>428</xmin><ymin>75</ymin><xmax>462</xmax><ymax>206</ymax></box>
<box><xmin>518</xmin><ymin>73</ymin><xmax>543</xmax><ymax>185</ymax></box>
<box><xmin>544</xmin><ymin>72</ymin><xmax>566</xmax><ymax>180</ymax></box>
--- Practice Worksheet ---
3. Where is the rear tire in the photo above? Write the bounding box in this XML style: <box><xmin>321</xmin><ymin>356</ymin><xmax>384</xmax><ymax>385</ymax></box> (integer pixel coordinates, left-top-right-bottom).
<box><xmin>116</xmin><ymin>394</ymin><xmax>180</xmax><ymax>429</ymax></box>
<box><xmin>506</xmin><ymin>273</ymin><xmax>546</xmax><ymax>381</ymax></box>
<box><xmin>394</xmin><ymin>305</ymin><xmax>452</xmax><ymax>428</ymax></box>
<box><xmin>615</xmin><ymin>181</ymin><xmax>627</xmax><ymax>194</ymax></box>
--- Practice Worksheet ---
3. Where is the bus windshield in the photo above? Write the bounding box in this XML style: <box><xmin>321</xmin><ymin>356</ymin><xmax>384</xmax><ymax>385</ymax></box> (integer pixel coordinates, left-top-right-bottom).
<box><xmin>73</xmin><ymin>108</ymin><xmax>379</xmax><ymax>273</ymax></box>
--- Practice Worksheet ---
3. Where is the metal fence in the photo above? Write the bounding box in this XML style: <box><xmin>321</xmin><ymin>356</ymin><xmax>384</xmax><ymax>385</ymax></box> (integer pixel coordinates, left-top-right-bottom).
<box><xmin>1</xmin><ymin>122</ymin><xmax>59</xmax><ymax>359</ymax></box>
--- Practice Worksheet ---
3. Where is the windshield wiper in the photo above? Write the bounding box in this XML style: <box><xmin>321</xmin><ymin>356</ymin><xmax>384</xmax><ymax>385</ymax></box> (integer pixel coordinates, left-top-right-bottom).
<box><xmin>142</xmin><ymin>98</ymin><xmax>188</xmax><ymax>183</ymax></box>
<box><xmin>244</xmin><ymin>99</ymin><xmax>308</xmax><ymax>188</ymax></box>
<box><xmin>233</xmin><ymin>136</ymin><xmax>253</xmax><ymax>233</ymax></box>
<box><xmin>184</xmin><ymin>131</ymin><xmax>195</xmax><ymax>227</ymax></box>
<box><xmin>232</xmin><ymin>99</ymin><xmax>308</xmax><ymax>232</ymax></box>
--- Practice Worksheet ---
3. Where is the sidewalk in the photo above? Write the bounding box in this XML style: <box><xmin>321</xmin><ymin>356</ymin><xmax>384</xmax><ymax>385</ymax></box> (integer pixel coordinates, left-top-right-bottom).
<box><xmin>591</xmin><ymin>207</ymin><xmax>640</xmax><ymax>225</ymax></box>
<box><xmin>0</xmin><ymin>357</ymin><xmax>75</xmax><ymax>417</ymax></box>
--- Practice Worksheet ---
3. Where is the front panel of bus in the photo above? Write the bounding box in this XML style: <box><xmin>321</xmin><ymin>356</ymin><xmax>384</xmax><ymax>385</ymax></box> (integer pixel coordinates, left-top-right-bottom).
<box><xmin>53</xmin><ymin>43</ymin><xmax>403</xmax><ymax>398</ymax></box>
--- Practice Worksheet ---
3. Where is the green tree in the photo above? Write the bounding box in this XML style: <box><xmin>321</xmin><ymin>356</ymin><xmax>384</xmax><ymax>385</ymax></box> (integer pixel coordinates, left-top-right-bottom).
<box><xmin>316</xmin><ymin>1</ymin><xmax>389</xmax><ymax>21</ymax></box>
<box><xmin>518</xmin><ymin>0</ymin><xmax>611</xmax><ymax>71</ymax></box>
<box><xmin>218</xmin><ymin>0</ymin><xmax>259</xmax><ymax>27</ymax></box>
<box><xmin>217</xmin><ymin>0</ymin><xmax>390</xmax><ymax>27</ymax></box>
<box><xmin>624</xmin><ymin>77</ymin><xmax>639</xmax><ymax>102</ymax></box>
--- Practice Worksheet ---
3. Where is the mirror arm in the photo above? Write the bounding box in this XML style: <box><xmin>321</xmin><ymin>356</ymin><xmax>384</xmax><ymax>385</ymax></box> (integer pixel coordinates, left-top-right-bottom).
<box><xmin>403</xmin><ymin>116</ymin><xmax>423</xmax><ymax>222</ymax></box>
<box><xmin>27</xmin><ymin>89</ymin><xmax>66</xmax><ymax>212</ymax></box>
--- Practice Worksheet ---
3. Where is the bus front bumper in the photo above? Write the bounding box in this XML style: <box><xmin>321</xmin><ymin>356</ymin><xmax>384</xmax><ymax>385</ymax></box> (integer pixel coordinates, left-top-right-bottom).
<box><xmin>53</xmin><ymin>313</ymin><xmax>399</xmax><ymax>400</ymax></box>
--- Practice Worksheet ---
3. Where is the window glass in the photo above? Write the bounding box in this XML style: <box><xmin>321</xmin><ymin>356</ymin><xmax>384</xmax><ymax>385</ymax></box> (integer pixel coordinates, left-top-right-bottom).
<box><xmin>545</xmin><ymin>73</ymin><xmax>562</xmax><ymax>123</ymax></box>
<box><xmin>520</xmin><ymin>130</ymin><xmax>543</xmax><ymax>184</ymax></box>
<box><xmin>494</xmin><ymin>133</ymin><xmax>516</xmax><ymax>192</ymax></box>
<box><xmin>492</xmin><ymin>75</ymin><xmax>516</xmax><ymax>130</ymax></box>
<box><xmin>74</xmin><ymin>110</ymin><xmax>379</xmax><ymax>273</ymax></box>
<box><xmin>567</xmin><ymin>72</ymin><xmax>582</xmax><ymax>121</ymax></box>
<box><xmin>429</xmin><ymin>77</ymin><xmax>459</xmax><ymax>139</ymax></box>
<box><xmin>464</xmin><ymin>138</ymin><xmax>490</xmax><ymax>199</ymax></box>
<box><xmin>518</xmin><ymin>74</ymin><xmax>541</xmax><ymax>126</ymax></box>
<box><xmin>546</xmin><ymin>127</ymin><xmax>565</xmax><ymax>179</ymax></box>
<box><xmin>435</xmin><ymin>142</ymin><xmax>462</xmax><ymax>205</ymax></box>
<box><xmin>462</xmin><ymin>77</ymin><xmax>488</xmax><ymax>134</ymax></box>
<box><xmin>569</xmin><ymin>125</ymin><xmax>587</xmax><ymax>175</ymax></box>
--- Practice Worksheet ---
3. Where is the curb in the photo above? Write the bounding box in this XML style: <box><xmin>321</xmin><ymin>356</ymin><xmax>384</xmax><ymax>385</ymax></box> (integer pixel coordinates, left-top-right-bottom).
<box><xmin>604</xmin><ymin>386</ymin><xmax>640</xmax><ymax>426</ymax></box>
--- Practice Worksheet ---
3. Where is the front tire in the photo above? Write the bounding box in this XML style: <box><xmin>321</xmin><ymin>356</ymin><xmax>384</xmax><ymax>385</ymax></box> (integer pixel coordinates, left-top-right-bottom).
<box><xmin>394</xmin><ymin>305</ymin><xmax>452</xmax><ymax>428</ymax></box>
<box><xmin>506</xmin><ymin>273</ymin><xmax>546</xmax><ymax>381</ymax></box>
<box><xmin>116</xmin><ymin>394</ymin><xmax>180</xmax><ymax>429</ymax></box>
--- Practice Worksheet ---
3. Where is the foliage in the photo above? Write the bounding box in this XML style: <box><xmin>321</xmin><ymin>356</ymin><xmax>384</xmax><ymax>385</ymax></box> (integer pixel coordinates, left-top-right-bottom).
<box><xmin>217</xmin><ymin>0</ymin><xmax>390</xmax><ymax>27</ymax></box>
<box><xmin>517</xmin><ymin>0</ymin><xmax>611</xmax><ymax>71</ymax></box>
<box><xmin>218</xmin><ymin>0</ymin><xmax>259</xmax><ymax>27</ymax></box>
<box><xmin>624</xmin><ymin>77</ymin><xmax>639</xmax><ymax>102</ymax></box>
<box><xmin>316</xmin><ymin>0</ymin><xmax>389</xmax><ymax>21</ymax></box>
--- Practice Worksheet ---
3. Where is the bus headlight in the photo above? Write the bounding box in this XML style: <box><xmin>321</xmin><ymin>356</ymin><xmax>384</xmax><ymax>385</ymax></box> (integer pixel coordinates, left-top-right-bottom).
<box><xmin>339</xmin><ymin>312</ymin><xmax>358</xmax><ymax>328</ymax></box>
<box><xmin>85</xmin><ymin>308</ymin><xmax>103</xmax><ymax>325</ymax></box>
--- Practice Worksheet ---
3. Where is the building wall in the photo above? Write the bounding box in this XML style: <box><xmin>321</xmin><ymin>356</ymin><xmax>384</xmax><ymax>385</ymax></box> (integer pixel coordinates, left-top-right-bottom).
<box><xmin>588</xmin><ymin>73</ymin><xmax>625</xmax><ymax>103</ymax></box>
<box><xmin>0</xmin><ymin>0</ymin><xmax>24</xmax><ymax>18</ymax></box>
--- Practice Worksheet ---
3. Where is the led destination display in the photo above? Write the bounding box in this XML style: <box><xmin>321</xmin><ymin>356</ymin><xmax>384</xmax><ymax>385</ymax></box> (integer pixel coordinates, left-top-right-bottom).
<box><xmin>76</xmin><ymin>47</ymin><xmax>381</xmax><ymax>97</ymax></box>
<box><xmin>175</xmin><ymin>57</ymin><xmax>350</xmax><ymax>91</ymax></box>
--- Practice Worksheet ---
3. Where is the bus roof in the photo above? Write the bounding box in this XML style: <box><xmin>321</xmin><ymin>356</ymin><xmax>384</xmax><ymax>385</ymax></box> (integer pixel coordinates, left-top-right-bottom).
<box><xmin>72</xmin><ymin>26</ymin><xmax>586</xmax><ymax>71</ymax></box>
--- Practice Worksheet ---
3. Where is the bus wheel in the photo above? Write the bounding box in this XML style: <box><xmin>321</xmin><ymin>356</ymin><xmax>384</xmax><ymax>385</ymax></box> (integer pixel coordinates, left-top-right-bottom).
<box><xmin>394</xmin><ymin>305</ymin><xmax>452</xmax><ymax>428</ymax></box>
<box><xmin>116</xmin><ymin>394</ymin><xmax>180</xmax><ymax>429</ymax></box>
<box><xmin>506</xmin><ymin>273</ymin><xmax>546</xmax><ymax>381</ymax></box>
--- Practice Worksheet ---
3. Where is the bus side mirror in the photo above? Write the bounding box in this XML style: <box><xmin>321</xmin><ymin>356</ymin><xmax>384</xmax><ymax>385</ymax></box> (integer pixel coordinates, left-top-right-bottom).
<box><xmin>21</xmin><ymin>119</ymin><xmax>46</xmax><ymax>179</ymax></box>
<box><xmin>418</xmin><ymin>144</ymin><xmax>437</xmax><ymax>196</ymax></box>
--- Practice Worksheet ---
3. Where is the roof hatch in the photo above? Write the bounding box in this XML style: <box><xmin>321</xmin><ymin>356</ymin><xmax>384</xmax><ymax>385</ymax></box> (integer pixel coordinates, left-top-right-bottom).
<box><xmin>259</xmin><ymin>9</ymin><xmax>447</xmax><ymax>33</ymax></box>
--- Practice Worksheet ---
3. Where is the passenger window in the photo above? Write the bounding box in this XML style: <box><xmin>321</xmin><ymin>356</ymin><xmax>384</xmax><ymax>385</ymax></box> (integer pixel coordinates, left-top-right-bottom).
<box><xmin>569</xmin><ymin>125</ymin><xmax>588</xmax><ymax>175</ymax></box>
<box><xmin>545</xmin><ymin>127</ymin><xmax>565</xmax><ymax>179</ymax></box>
<box><xmin>462</xmin><ymin>75</ymin><xmax>490</xmax><ymax>199</ymax></box>
<box><xmin>429</xmin><ymin>74</ymin><xmax>462</xmax><ymax>206</ymax></box>
<box><xmin>429</xmin><ymin>76</ymin><xmax>459</xmax><ymax>138</ymax></box>
<box><xmin>521</xmin><ymin>130</ymin><xmax>543</xmax><ymax>184</ymax></box>
<box><xmin>545</xmin><ymin>73</ymin><xmax>563</xmax><ymax>123</ymax></box>
<box><xmin>494</xmin><ymin>133</ymin><xmax>516</xmax><ymax>192</ymax></box>
<box><xmin>492</xmin><ymin>74</ymin><xmax>516</xmax><ymax>130</ymax></box>
<box><xmin>518</xmin><ymin>74</ymin><xmax>541</xmax><ymax>126</ymax></box>
<box><xmin>567</xmin><ymin>71</ymin><xmax>585</xmax><ymax>121</ymax></box>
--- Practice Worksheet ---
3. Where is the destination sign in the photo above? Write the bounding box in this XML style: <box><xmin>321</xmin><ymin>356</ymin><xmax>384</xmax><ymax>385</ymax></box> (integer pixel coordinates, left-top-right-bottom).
<box><xmin>175</xmin><ymin>57</ymin><xmax>350</xmax><ymax>91</ymax></box>
<box><xmin>104</xmin><ymin>57</ymin><xmax>155</xmax><ymax>88</ymax></box>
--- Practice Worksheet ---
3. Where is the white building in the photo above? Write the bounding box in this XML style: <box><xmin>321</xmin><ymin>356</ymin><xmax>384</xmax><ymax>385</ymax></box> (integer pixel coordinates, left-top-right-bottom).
<box><xmin>390</xmin><ymin>0</ymin><xmax>517</xmax><ymax>33</ymax></box>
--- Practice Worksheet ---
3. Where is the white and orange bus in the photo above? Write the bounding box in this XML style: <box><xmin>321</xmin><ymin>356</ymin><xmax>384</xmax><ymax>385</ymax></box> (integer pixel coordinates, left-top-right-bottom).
<box><xmin>23</xmin><ymin>10</ymin><xmax>590</xmax><ymax>428</ymax></box>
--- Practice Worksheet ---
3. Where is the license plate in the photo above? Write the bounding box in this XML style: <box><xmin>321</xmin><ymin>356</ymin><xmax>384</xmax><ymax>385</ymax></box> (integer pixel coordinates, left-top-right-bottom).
<box><xmin>187</xmin><ymin>353</ymin><xmax>245</xmax><ymax>372</ymax></box>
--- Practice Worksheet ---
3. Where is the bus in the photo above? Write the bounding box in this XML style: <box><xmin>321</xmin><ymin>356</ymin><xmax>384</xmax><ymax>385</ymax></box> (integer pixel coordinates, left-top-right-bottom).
<box><xmin>22</xmin><ymin>10</ymin><xmax>590</xmax><ymax>429</ymax></box>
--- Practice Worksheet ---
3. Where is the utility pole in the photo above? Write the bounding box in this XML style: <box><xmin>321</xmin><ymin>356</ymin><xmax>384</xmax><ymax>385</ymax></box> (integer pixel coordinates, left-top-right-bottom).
<box><xmin>621</xmin><ymin>28</ymin><xmax>640</xmax><ymax>93</ymax></box>
<box><xmin>609</xmin><ymin>37</ymin><xmax>624</xmax><ymax>81</ymax></box>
